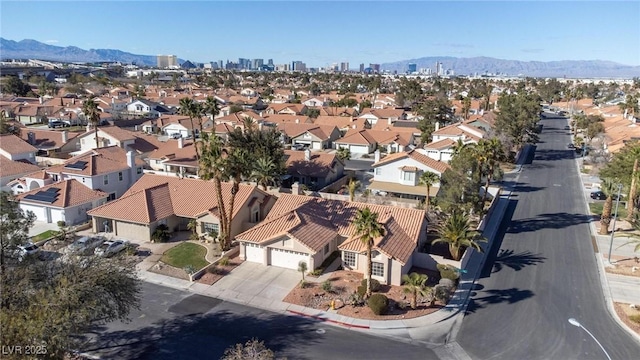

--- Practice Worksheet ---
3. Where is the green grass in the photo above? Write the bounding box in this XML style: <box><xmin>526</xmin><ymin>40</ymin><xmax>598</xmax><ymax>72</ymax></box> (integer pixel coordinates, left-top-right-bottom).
<box><xmin>588</xmin><ymin>202</ymin><xmax>628</xmax><ymax>219</ymax></box>
<box><xmin>161</xmin><ymin>242</ymin><xmax>209</xmax><ymax>270</ymax></box>
<box><xmin>31</xmin><ymin>230</ymin><xmax>58</xmax><ymax>242</ymax></box>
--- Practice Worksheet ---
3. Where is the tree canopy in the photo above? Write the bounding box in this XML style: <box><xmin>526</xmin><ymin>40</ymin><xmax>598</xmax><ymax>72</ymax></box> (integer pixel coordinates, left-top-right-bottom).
<box><xmin>494</xmin><ymin>92</ymin><xmax>542</xmax><ymax>148</ymax></box>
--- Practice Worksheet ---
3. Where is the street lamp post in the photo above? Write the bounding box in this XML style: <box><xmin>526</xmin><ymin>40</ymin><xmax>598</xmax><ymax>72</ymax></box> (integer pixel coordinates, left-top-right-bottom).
<box><xmin>567</xmin><ymin>318</ymin><xmax>612</xmax><ymax>360</ymax></box>
<box><xmin>607</xmin><ymin>183</ymin><xmax>624</xmax><ymax>263</ymax></box>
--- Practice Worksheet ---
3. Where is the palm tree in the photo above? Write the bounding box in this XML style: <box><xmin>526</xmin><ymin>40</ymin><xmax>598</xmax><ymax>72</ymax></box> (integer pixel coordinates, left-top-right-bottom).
<box><xmin>353</xmin><ymin>207</ymin><xmax>386</xmax><ymax>298</ymax></box>
<box><xmin>337</xmin><ymin>147</ymin><xmax>351</xmax><ymax>161</ymax></box>
<box><xmin>419</xmin><ymin>172</ymin><xmax>440</xmax><ymax>212</ymax></box>
<box><xmin>82</xmin><ymin>96</ymin><xmax>100</xmax><ymax>149</ymax></box>
<box><xmin>198</xmin><ymin>132</ymin><xmax>231</xmax><ymax>250</ymax></box>
<box><xmin>203</xmin><ymin>96</ymin><xmax>220</xmax><ymax>131</ymax></box>
<box><xmin>599</xmin><ymin>179</ymin><xmax>618</xmax><ymax>235</ymax></box>
<box><xmin>452</xmin><ymin>139</ymin><xmax>468</xmax><ymax>158</ymax></box>
<box><xmin>433</xmin><ymin>211</ymin><xmax>486</xmax><ymax>261</ymax></box>
<box><xmin>345</xmin><ymin>178</ymin><xmax>360</xmax><ymax>202</ymax></box>
<box><xmin>187</xmin><ymin>219</ymin><xmax>198</xmax><ymax>236</ymax></box>
<box><xmin>242</xmin><ymin>116</ymin><xmax>257</xmax><ymax>132</ymax></box>
<box><xmin>225</xmin><ymin>147</ymin><xmax>252</xmax><ymax>249</ymax></box>
<box><xmin>402</xmin><ymin>272</ymin><xmax>430</xmax><ymax>309</ymax></box>
<box><xmin>298</xmin><ymin>261</ymin><xmax>308</xmax><ymax>281</ymax></box>
<box><xmin>476</xmin><ymin>138</ymin><xmax>505</xmax><ymax>208</ymax></box>
<box><xmin>461</xmin><ymin>96</ymin><xmax>471</xmax><ymax>121</ymax></box>
<box><xmin>179</xmin><ymin>97</ymin><xmax>203</xmax><ymax>160</ymax></box>
<box><xmin>251</xmin><ymin>156</ymin><xmax>277</xmax><ymax>191</ymax></box>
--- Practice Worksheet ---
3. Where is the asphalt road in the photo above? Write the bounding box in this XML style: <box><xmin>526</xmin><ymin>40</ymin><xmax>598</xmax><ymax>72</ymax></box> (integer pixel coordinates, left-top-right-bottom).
<box><xmin>82</xmin><ymin>282</ymin><xmax>439</xmax><ymax>360</ymax></box>
<box><xmin>457</xmin><ymin>115</ymin><xmax>640</xmax><ymax>359</ymax></box>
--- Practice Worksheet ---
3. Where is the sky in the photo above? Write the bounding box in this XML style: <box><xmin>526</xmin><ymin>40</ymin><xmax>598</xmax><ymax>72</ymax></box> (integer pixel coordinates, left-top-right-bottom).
<box><xmin>1</xmin><ymin>1</ymin><xmax>639</xmax><ymax>68</ymax></box>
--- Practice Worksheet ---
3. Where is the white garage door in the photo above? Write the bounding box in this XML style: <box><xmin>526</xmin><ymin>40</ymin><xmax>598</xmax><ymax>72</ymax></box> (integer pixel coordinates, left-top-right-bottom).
<box><xmin>20</xmin><ymin>204</ymin><xmax>47</xmax><ymax>222</ymax></box>
<box><xmin>312</xmin><ymin>141</ymin><xmax>322</xmax><ymax>150</ymax></box>
<box><xmin>244</xmin><ymin>243</ymin><xmax>264</xmax><ymax>263</ymax></box>
<box><xmin>270</xmin><ymin>248</ymin><xmax>309</xmax><ymax>270</ymax></box>
<box><xmin>50</xmin><ymin>209</ymin><xmax>64</xmax><ymax>224</ymax></box>
<box><xmin>349</xmin><ymin>145</ymin><xmax>369</xmax><ymax>154</ymax></box>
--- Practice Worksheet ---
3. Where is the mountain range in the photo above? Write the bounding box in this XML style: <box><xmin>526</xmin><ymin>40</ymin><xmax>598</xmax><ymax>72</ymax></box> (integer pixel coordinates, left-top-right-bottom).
<box><xmin>382</xmin><ymin>56</ymin><xmax>640</xmax><ymax>78</ymax></box>
<box><xmin>1</xmin><ymin>38</ymin><xmax>638</xmax><ymax>78</ymax></box>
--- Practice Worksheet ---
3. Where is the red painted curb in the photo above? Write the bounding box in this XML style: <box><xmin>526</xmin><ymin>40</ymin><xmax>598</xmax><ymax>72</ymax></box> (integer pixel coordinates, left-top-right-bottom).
<box><xmin>287</xmin><ymin>310</ymin><xmax>370</xmax><ymax>329</ymax></box>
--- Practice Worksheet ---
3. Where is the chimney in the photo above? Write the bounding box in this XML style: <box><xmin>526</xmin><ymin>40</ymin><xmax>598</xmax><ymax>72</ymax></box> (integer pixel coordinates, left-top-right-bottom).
<box><xmin>72</xmin><ymin>98</ymin><xmax>75</xmax><ymax>105</ymax></box>
<box><xmin>177</xmin><ymin>136</ymin><xmax>184</xmax><ymax>149</ymax></box>
<box><xmin>292</xmin><ymin>181</ymin><xmax>302</xmax><ymax>195</ymax></box>
<box><xmin>295</xmin><ymin>118</ymin><xmax>299</xmax><ymax>124</ymax></box>
<box><xmin>61</xmin><ymin>130</ymin><xmax>68</xmax><ymax>144</ymax></box>
<box><xmin>435</xmin><ymin>122</ymin><xmax>440</xmax><ymax>131</ymax></box>
<box><xmin>111</xmin><ymin>97</ymin><xmax>115</xmax><ymax>104</ymax></box>
<box><xmin>39</xmin><ymin>96</ymin><xmax>43</xmax><ymax>104</ymax></box>
<box><xmin>374</xmin><ymin>149</ymin><xmax>381</xmax><ymax>163</ymax></box>
<box><xmin>258</xmin><ymin>122</ymin><xmax>263</xmax><ymax>131</ymax></box>
<box><xmin>388</xmin><ymin>117</ymin><xmax>393</xmax><ymax>125</ymax></box>
<box><xmin>126</xmin><ymin>150</ymin><xmax>135</xmax><ymax>169</ymax></box>
<box><xmin>304</xmin><ymin>149</ymin><xmax>311</xmax><ymax>161</ymax></box>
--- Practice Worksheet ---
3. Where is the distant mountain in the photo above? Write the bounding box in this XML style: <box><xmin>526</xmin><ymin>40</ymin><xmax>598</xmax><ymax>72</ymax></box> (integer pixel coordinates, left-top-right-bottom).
<box><xmin>0</xmin><ymin>38</ymin><xmax>167</xmax><ymax>66</ymax></box>
<box><xmin>382</xmin><ymin>56</ymin><xmax>640</xmax><ymax>78</ymax></box>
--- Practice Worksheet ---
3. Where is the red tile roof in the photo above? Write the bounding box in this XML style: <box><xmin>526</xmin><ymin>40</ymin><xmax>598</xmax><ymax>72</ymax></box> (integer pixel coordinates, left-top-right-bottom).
<box><xmin>17</xmin><ymin>179</ymin><xmax>107</xmax><ymax>208</ymax></box>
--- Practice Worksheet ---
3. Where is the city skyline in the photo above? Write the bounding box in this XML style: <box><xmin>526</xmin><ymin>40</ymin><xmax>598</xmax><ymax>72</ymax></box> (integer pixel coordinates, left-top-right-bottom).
<box><xmin>1</xmin><ymin>1</ymin><xmax>639</xmax><ymax>67</ymax></box>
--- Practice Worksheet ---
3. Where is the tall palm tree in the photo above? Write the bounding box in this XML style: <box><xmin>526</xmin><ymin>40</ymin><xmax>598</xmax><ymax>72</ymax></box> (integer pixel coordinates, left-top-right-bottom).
<box><xmin>203</xmin><ymin>96</ymin><xmax>220</xmax><ymax>121</ymax></box>
<box><xmin>179</xmin><ymin>97</ymin><xmax>203</xmax><ymax>160</ymax></box>
<box><xmin>82</xmin><ymin>96</ymin><xmax>100</xmax><ymax>149</ymax></box>
<box><xmin>198</xmin><ymin>132</ymin><xmax>230</xmax><ymax>249</ymax></box>
<box><xmin>402</xmin><ymin>272</ymin><xmax>430</xmax><ymax>309</ymax></box>
<box><xmin>461</xmin><ymin>96</ymin><xmax>471</xmax><ymax>121</ymax></box>
<box><xmin>433</xmin><ymin>211</ymin><xmax>486</xmax><ymax>261</ymax></box>
<box><xmin>251</xmin><ymin>156</ymin><xmax>277</xmax><ymax>191</ymax></box>
<box><xmin>599</xmin><ymin>178</ymin><xmax>618</xmax><ymax>235</ymax></box>
<box><xmin>476</xmin><ymin>138</ymin><xmax>505</xmax><ymax>208</ymax></box>
<box><xmin>452</xmin><ymin>139</ymin><xmax>468</xmax><ymax>158</ymax></box>
<box><xmin>225</xmin><ymin>147</ymin><xmax>252</xmax><ymax>250</ymax></box>
<box><xmin>353</xmin><ymin>207</ymin><xmax>385</xmax><ymax>298</ymax></box>
<box><xmin>419</xmin><ymin>172</ymin><xmax>440</xmax><ymax>212</ymax></box>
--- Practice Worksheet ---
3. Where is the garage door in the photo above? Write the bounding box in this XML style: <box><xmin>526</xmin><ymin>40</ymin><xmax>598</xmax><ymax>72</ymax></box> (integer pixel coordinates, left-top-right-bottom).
<box><xmin>312</xmin><ymin>141</ymin><xmax>322</xmax><ymax>150</ymax></box>
<box><xmin>270</xmin><ymin>248</ymin><xmax>309</xmax><ymax>270</ymax></box>
<box><xmin>50</xmin><ymin>209</ymin><xmax>64</xmax><ymax>224</ymax></box>
<box><xmin>20</xmin><ymin>204</ymin><xmax>47</xmax><ymax>222</ymax></box>
<box><xmin>350</xmin><ymin>145</ymin><xmax>369</xmax><ymax>154</ymax></box>
<box><xmin>245</xmin><ymin>243</ymin><xmax>264</xmax><ymax>263</ymax></box>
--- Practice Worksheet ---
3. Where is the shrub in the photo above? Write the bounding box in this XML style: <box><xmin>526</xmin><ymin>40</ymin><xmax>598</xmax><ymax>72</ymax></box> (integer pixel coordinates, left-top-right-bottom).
<box><xmin>630</xmin><ymin>314</ymin><xmax>640</xmax><ymax>324</ymax></box>
<box><xmin>356</xmin><ymin>285</ymin><xmax>366</xmax><ymax>298</ymax></box>
<box><xmin>299</xmin><ymin>280</ymin><xmax>308</xmax><ymax>289</ymax></box>
<box><xmin>151</xmin><ymin>224</ymin><xmax>170</xmax><ymax>243</ymax></box>
<box><xmin>309</xmin><ymin>269</ymin><xmax>323</xmax><ymax>277</ymax></box>
<box><xmin>361</xmin><ymin>278</ymin><xmax>381</xmax><ymax>292</ymax></box>
<box><xmin>434</xmin><ymin>285</ymin><xmax>451</xmax><ymax>304</ymax></box>
<box><xmin>437</xmin><ymin>264</ymin><xmax>460</xmax><ymax>281</ymax></box>
<box><xmin>207</xmin><ymin>265</ymin><xmax>218</xmax><ymax>274</ymax></box>
<box><xmin>56</xmin><ymin>220</ymin><xmax>66</xmax><ymax>228</ymax></box>
<box><xmin>321</xmin><ymin>280</ymin><xmax>332</xmax><ymax>292</ymax></box>
<box><xmin>218</xmin><ymin>257</ymin><xmax>230</xmax><ymax>266</ymax></box>
<box><xmin>183</xmin><ymin>265</ymin><xmax>196</xmax><ymax>275</ymax></box>
<box><xmin>368</xmin><ymin>294</ymin><xmax>389</xmax><ymax>315</ymax></box>
<box><xmin>348</xmin><ymin>291</ymin><xmax>365</xmax><ymax>307</ymax></box>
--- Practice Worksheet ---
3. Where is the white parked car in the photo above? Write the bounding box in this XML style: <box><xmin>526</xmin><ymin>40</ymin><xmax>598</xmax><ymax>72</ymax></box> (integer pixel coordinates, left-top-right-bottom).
<box><xmin>10</xmin><ymin>243</ymin><xmax>41</xmax><ymax>261</ymax></box>
<box><xmin>67</xmin><ymin>236</ymin><xmax>106</xmax><ymax>254</ymax></box>
<box><xmin>94</xmin><ymin>240</ymin><xmax>129</xmax><ymax>257</ymax></box>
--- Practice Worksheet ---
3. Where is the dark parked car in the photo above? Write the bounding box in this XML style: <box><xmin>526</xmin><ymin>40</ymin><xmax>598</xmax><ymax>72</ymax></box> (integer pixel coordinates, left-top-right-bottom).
<box><xmin>590</xmin><ymin>191</ymin><xmax>607</xmax><ymax>200</ymax></box>
<box><xmin>567</xmin><ymin>143</ymin><xmax>576</xmax><ymax>149</ymax></box>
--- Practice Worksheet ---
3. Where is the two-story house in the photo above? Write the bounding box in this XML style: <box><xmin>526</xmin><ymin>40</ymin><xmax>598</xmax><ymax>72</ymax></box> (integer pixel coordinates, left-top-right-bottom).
<box><xmin>369</xmin><ymin>149</ymin><xmax>450</xmax><ymax>200</ymax></box>
<box><xmin>277</xmin><ymin>123</ymin><xmax>341</xmax><ymax>150</ymax></box>
<box><xmin>126</xmin><ymin>99</ymin><xmax>173</xmax><ymax>118</ymax></box>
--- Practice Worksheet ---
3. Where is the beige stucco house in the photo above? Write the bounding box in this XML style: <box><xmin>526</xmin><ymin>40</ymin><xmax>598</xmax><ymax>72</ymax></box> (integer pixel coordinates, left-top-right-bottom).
<box><xmin>87</xmin><ymin>174</ymin><xmax>275</xmax><ymax>242</ymax></box>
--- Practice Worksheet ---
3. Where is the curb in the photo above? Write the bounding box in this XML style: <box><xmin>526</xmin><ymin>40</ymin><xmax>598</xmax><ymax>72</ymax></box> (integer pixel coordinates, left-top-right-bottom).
<box><xmin>286</xmin><ymin>310</ymin><xmax>371</xmax><ymax>329</ymax></box>
<box><xmin>574</xmin><ymin>145</ymin><xmax>640</xmax><ymax>345</ymax></box>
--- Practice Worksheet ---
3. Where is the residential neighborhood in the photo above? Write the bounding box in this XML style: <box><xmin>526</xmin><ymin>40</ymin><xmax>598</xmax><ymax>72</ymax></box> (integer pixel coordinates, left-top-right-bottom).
<box><xmin>1</xmin><ymin>29</ymin><xmax>640</xmax><ymax>359</ymax></box>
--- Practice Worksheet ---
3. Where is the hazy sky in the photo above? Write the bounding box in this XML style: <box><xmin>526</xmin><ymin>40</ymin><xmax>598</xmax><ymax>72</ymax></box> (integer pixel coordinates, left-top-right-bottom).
<box><xmin>1</xmin><ymin>1</ymin><xmax>639</xmax><ymax>67</ymax></box>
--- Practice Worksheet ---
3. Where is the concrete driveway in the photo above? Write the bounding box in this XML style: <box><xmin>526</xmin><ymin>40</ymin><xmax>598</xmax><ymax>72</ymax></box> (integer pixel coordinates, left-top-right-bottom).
<box><xmin>210</xmin><ymin>262</ymin><xmax>301</xmax><ymax>302</ymax></box>
<box><xmin>28</xmin><ymin>221</ymin><xmax>61</xmax><ymax>238</ymax></box>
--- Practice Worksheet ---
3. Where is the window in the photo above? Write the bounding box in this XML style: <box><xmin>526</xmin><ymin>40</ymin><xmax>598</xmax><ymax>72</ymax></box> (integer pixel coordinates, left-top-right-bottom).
<box><xmin>251</xmin><ymin>209</ymin><xmax>260</xmax><ymax>223</ymax></box>
<box><xmin>137</xmin><ymin>167</ymin><xmax>143</xmax><ymax>174</ymax></box>
<box><xmin>324</xmin><ymin>244</ymin><xmax>330</xmax><ymax>255</ymax></box>
<box><xmin>375</xmin><ymin>168</ymin><xmax>381</xmax><ymax>175</ymax></box>
<box><xmin>103</xmin><ymin>175</ymin><xmax>109</xmax><ymax>185</ymax></box>
<box><xmin>107</xmin><ymin>193</ymin><xmax>116</xmax><ymax>201</ymax></box>
<box><xmin>403</xmin><ymin>171</ymin><xmax>415</xmax><ymax>181</ymax></box>
<box><xmin>118</xmin><ymin>172</ymin><xmax>123</xmax><ymax>181</ymax></box>
<box><xmin>372</xmin><ymin>262</ymin><xmax>384</xmax><ymax>277</ymax></box>
<box><xmin>203</xmin><ymin>222</ymin><xmax>219</xmax><ymax>234</ymax></box>
<box><xmin>343</xmin><ymin>252</ymin><xmax>356</xmax><ymax>267</ymax></box>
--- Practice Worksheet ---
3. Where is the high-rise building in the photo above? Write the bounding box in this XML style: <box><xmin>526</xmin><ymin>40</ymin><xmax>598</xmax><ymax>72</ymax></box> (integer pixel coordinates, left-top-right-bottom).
<box><xmin>292</xmin><ymin>61</ymin><xmax>306</xmax><ymax>72</ymax></box>
<box><xmin>157</xmin><ymin>55</ymin><xmax>178</xmax><ymax>68</ymax></box>
<box><xmin>359</xmin><ymin>63</ymin><xmax>365</xmax><ymax>73</ymax></box>
<box><xmin>252</xmin><ymin>58</ymin><xmax>264</xmax><ymax>70</ymax></box>
<box><xmin>268</xmin><ymin>59</ymin><xmax>274</xmax><ymax>66</ymax></box>
<box><xmin>340</xmin><ymin>62</ymin><xmax>349</xmax><ymax>72</ymax></box>
<box><xmin>408</xmin><ymin>63</ymin><xmax>417</xmax><ymax>73</ymax></box>
<box><xmin>369</xmin><ymin>63</ymin><xmax>380</xmax><ymax>73</ymax></box>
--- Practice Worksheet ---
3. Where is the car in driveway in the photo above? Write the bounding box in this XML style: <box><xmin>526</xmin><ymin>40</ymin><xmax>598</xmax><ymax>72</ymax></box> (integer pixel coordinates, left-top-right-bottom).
<box><xmin>67</xmin><ymin>236</ymin><xmax>105</xmax><ymax>254</ymax></box>
<box><xmin>10</xmin><ymin>243</ymin><xmax>42</xmax><ymax>261</ymax></box>
<box><xmin>590</xmin><ymin>191</ymin><xmax>619</xmax><ymax>200</ymax></box>
<box><xmin>94</xmin><ymin>239</ymin><xmax>128</xmax><ymax>257</ymax></box>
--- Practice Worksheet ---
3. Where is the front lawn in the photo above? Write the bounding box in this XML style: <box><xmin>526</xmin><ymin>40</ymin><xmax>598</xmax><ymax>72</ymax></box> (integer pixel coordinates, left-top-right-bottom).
<box><xmin>588</xmin><ymin>202</ymin><xmax>628</xmax><ymax>220</ymax></box>
<box><xmin>161</xmin><ymin>242</ymin><xmax>209</xmax><ymax>270</ymax></box>
<box><xmin>31</xmin><ymin>230</ymin><xmax>58</xmax><ymax>242</ymax></box>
